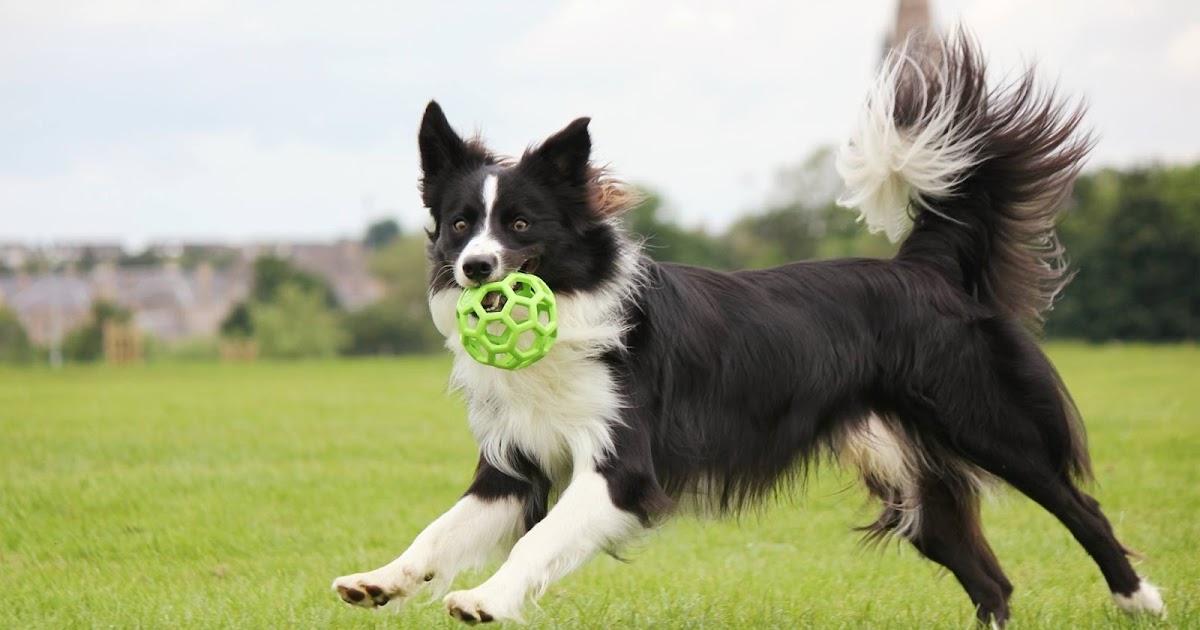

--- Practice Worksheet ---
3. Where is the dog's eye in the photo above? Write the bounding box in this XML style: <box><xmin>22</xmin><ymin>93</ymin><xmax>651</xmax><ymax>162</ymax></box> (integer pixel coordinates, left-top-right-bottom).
<box><xmin>512</xmin><ymin>218</ymin><xmax>530</xmax><ymax>232</ymax></box>
<box><xmin>452</xmin><ymin>219</ymin><xmax>469</xmax><ymax>233</ymax></box>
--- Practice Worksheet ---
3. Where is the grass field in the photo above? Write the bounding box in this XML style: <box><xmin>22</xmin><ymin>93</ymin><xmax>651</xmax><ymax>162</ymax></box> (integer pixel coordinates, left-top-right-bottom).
<box><xmin>1</xmin><ymin>344</ymin><xmax>1196</xmax><ymax>629</ymax></box>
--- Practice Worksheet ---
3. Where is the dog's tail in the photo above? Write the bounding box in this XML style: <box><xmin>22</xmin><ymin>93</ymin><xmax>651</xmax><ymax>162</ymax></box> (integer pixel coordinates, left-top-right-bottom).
<box><xmin>837</xmin><ymin>28</ymin><xmax>1092</xmax><ymax>329</ymax></box>
<box><xmin>836</xmin><ymin>29</ymin><xmax>1094</xmax><ymax>481</ymax></box>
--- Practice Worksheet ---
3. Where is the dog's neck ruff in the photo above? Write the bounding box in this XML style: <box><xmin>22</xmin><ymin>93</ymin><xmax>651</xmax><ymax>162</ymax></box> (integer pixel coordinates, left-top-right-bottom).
<box><xmin>428</xmin><ymin>232</ymin><xmax>644</xmax><ymax>479</ymax></box>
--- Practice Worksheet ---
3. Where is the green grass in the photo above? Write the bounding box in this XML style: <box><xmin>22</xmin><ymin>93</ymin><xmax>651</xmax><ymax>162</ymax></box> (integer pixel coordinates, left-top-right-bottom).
<box><xmin>1</xmin><ymin>344</ymin><xmax>1196</xmax><ymax>629</ymax></box>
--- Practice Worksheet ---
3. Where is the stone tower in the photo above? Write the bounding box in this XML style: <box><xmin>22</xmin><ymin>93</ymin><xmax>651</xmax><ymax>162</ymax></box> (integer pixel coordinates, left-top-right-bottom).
<box><xmin>883</xmin><ymin>0</ymin><xmax>936</xmax><ymax>61</ymax></box>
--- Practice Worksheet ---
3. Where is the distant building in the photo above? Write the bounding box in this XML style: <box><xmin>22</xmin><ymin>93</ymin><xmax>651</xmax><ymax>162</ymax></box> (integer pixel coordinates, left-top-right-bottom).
<box><xmin>2</xmin><ymin>275</ymin><xmax>92</xmax><ymax>345</ymax></box>
<box><xmin>286</xmin><ymin>240</ymin><xmax>385</xmax><ymax>310</ymax></box>
<box><xmin>0</xmin><ymin>239</ymin><xmax>383</xmax><ymax>344</ymax></box>
<box><xmin>0</xmin><ymin>243</ymin><xmax>31</xmax><ymax>270</ymax></box>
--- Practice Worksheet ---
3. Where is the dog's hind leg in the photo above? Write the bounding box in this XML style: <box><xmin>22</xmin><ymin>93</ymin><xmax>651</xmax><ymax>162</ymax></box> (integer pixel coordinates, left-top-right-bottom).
<box><xmin>903</xmin><ymin>476</ymin><xmax>1013</xmax><ymax>627</ymax></box>
<box><xmin>922</xmin><ymin>324</ymin><xmax>1163</xmax><ymax>618</ymax></box>
<box><xmin>843</xmin><ymin>418</ymin><xmax>1012</xmax><ymax>625</ymax></box>
<box><xmin>962</xmin><ymin>437</ymin><xmax>1164</xmax><ymax>617</ymax></box>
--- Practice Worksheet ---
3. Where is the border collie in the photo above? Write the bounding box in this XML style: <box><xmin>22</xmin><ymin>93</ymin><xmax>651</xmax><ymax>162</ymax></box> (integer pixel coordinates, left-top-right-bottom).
<box><xmin>333</xmin><ymin>31</ymin><xmax>1164</xmax><ymax>626</ymax></box>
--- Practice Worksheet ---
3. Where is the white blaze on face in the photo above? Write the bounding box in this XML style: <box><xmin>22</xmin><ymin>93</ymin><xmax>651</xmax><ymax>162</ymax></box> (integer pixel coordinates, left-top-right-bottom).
<box><xmin>454</xmin><ymin>173</ymin><xmax>506</xmax><ymax>287</ymax></box>
<box><xmin>481</xmin><ymin>173</ymin><xmax>498</xmax><ymax>214</ymax></box>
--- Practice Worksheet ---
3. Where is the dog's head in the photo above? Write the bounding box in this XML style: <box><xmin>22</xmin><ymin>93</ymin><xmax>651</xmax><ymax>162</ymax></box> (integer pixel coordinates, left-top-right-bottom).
<box><xmin>418</xmin><ymin>101</ymin><xmax>636</xmax><ymax>294</ymax></box>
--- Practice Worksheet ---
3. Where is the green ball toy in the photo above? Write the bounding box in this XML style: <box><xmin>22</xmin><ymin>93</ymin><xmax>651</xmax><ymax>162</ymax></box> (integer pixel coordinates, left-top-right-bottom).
<box><xmin>456</xmin><ymin>272</ymin><xmax>558</xmax><ymax>370</ymax></box>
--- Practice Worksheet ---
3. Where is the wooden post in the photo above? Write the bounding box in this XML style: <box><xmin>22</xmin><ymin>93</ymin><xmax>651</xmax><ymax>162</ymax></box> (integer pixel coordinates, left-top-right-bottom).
<box><xmin>103</xmin><ymin>321</ymin><xmax>143</xmax><ymax>364</ymax></box>
<box><xmin>219</xmin><ymin>338</ymin><xmax>259</xmax><ymax>362</ymax></box>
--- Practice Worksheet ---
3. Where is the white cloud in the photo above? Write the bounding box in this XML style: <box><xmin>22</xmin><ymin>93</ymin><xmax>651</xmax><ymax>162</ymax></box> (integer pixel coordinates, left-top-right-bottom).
<box><xmin>4</xmin><ymin>0</ymin><xmax>232</xmax><ymax>27</ymax></box>
<box><xmin>1165</xmin><ymin>21</ymin><xmax>1200</xmax><ymax>79</ymax></box>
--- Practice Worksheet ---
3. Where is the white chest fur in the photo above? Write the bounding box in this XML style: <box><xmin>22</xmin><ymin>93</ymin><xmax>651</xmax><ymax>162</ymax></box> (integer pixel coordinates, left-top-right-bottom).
<box><xmin>428</xmin><ymin>287</ymin><xmax>631</xmax><ymax>477</ymax></box>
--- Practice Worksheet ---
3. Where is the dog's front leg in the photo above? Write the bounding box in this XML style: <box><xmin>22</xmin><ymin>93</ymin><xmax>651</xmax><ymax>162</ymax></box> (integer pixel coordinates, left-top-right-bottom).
<box><xmin>442</xmin><ymin>467</ymin><xmax>645</xmax><ymax>623</ymax></box>
<box><xmin>332</xmin><ymin>455</ymin><xmax>546</xmax><ymax>609</ymax></box>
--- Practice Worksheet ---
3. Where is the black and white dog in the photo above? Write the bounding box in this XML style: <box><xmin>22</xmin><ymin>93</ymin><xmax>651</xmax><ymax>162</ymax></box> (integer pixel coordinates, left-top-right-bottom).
<box><xmin>333</xmin><ymin>32</ymin><xmax>1164</xmax><ymax>626</ymax></box>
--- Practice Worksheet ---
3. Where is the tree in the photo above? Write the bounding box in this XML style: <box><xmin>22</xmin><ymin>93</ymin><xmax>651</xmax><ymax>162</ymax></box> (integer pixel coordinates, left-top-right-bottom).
<box><xmin>1048</xmin><ymin>166</ymin><xmax>1200</xmax><ymax>341</ymax></box>
<box><xmin>765</xmin><ymin>146</ymin><xmax>844</xmax><ymax>212</ymax></box>
<box><xmin>219</xmin><ymin>255</ymin><xmax>349</xmax><ymax>358</ymax></box>
<box><xmin>762</xmin><ymin>146</ymin><xmax>896</xmax><ymax>261</ymax></box>
<box><xmin>349</xmin><ymin>234</ymin><xmax>444</xmax><ymax>354</ymax></box>
<box><xmin>624</xmin><ymin>190</ymin><xmax>734</xmax><ymax>269</ymax></box>
<box><xmin>725</xmin><ymin>204</ymin><xmax>819</xmax><ymax>269</ymax></box>
<box><xmin>250</xmin><ymin>255</ymin><xmax>338</xmax><ymax>308</ymax></box>
<box><xmin>363</xmin><ymin>218</ymin><xmax>402</xmax><ymax>250</ymax></box>
<box><xmin>251</xmin><ymin>282</ymin><xmax>347</xmax><ymax>358</ymax></box>
<box><xmin>219</xmin><ymin>302</ymin><xmax>254</xmax><ymax>338</ymax></box>
<box><xmin>0</xmin><ymin>307</ymin><xmax>33</xmax><ymax>364</ymax></box>
<box><xmin>118</xmin><ymin>248</ymin><xmax>162</xmax><ymax>267</ymax></box>
<box><xmin>78</xmin><ymin>247</ymin><xmax>99</xmax><ymax>272</ymax></box>
<box><xmin>341</xmin><ymin>298</ymin><xmax>441</xmax><ymax>355</ymax></box>
<box><xmin>62</xmin><ymin>300</ymin><xmax>131</xmax><ymax>362</ymax></box>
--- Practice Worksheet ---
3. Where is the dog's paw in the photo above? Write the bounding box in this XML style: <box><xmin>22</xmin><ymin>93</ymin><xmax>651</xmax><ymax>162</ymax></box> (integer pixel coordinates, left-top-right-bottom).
<box><xmin>331</xmin><ymin>566</ymin><xmax>432</xmax><ymax>609</ymax></box>
<box><xmin>1113</xmin><ymin>579</ymin><xmax>1166</xmax><ymax>618</ymax></box>
<box><xmin>444</xmin><ymin>588</ymin><xmax>521</xmax><ymax>625</ymax></box>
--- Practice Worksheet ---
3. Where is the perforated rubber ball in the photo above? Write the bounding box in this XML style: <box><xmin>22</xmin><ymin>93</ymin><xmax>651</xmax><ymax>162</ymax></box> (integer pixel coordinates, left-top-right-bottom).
<box><xmin>456</xmin><ymin>272</ymin><xmax>558</xmax><ymax>370</ymax></box>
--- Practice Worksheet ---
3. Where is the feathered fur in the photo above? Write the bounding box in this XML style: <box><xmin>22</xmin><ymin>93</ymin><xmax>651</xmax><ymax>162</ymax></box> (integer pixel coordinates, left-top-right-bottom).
<box><xmin>333</xmin><ymin>29</ymin><xmax>1162</xmax><ymax>629</ymax></box>
<box><xmin>839</xmin><ymin>30</ymin><xmax>1094</xmax><ymax>330</ymax></box>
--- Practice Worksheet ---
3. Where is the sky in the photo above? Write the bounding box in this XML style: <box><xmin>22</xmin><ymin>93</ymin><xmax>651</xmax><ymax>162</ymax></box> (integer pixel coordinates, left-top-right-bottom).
<box><xmin>1</xmin><ymin>0</ymin><xmax>1198</xmax><ymax>247</ymax></box>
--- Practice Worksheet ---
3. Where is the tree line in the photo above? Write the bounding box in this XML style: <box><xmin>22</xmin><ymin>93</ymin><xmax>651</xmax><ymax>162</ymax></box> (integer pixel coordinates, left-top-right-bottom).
<box><xmin>0</xmin><ymin>156</ymin><xmax>1195</xmax><ymax>363</ymax></box>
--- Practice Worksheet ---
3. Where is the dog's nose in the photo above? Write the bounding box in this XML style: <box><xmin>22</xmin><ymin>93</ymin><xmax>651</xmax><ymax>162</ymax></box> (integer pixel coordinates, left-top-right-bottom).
<box><xmin>461</xmin><ymin>255</ymin><xmax>498</xmax><ymax>283</ymax></box>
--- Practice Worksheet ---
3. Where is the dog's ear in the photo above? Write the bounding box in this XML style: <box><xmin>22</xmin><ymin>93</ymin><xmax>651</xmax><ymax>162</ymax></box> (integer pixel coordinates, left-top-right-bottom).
<box><xmin>419</xmin><ymin>101</ymin><xmax>468</xmax><ymax>182</ymax></box>
<box><xmin>419</xmin><ymin>101</ymin><xmax>490</xmax><ymax>211</ymax></box>
<box><xmin>524</xmin><ymin>117</ymin><xmax>592</xmax><ymax>185</ymax></box>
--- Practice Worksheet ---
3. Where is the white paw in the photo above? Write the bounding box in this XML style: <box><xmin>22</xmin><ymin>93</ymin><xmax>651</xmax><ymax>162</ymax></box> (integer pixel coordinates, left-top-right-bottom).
<box><xmin>444</xmin><ymin>587</ymin><xmax>523</xmax><ymax>625</ymax></box>
<box><xmin>331</xmin><ymin>565</ymin><xmax>433</xmax><ymax>609</ymax></box>
<box><xmin>1113</xmin><ymin>579</ymin><xmax>1166</xmax><ymax>617</ymax></box>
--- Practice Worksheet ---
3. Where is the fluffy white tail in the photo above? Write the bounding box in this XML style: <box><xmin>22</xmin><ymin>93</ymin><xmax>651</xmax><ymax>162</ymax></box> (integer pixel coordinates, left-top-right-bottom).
<box><xmin>835</xmin><ymin>37</ymin><xmax>983</xmax><ymax>242</ymax></box>
<box><xmin>833</xmin><ymin>29</ymin><xmax>1091</xmax><ymax>332</ymax></box>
